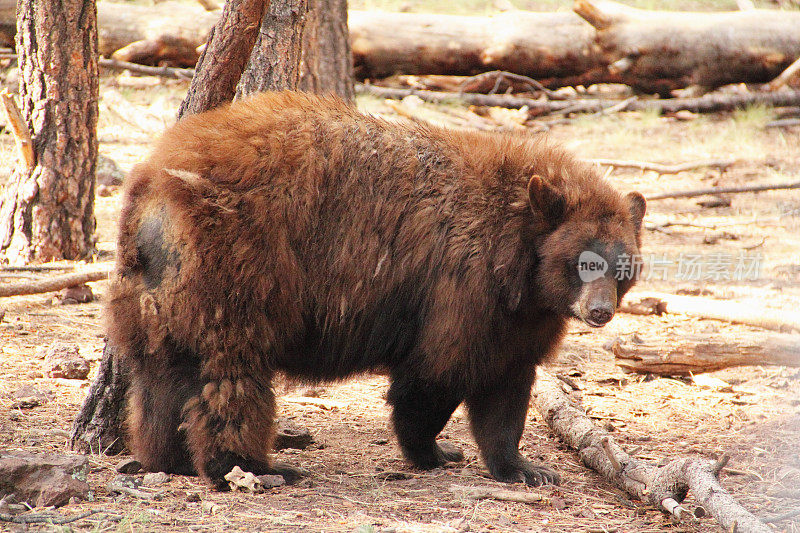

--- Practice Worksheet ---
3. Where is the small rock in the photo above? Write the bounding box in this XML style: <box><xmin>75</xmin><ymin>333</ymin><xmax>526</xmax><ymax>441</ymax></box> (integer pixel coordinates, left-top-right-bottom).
<box><xmin>692</xmin><ymin>374</ymin><xmax>734</xmax><ymax>392</ymax></box>
<box><xmin>112</xmin><ymin>475</ymin><xmax>142</xmax><ymax>489</ymax></box>
<box><xmin>57</xmin><ymin>284</ymin><xmax>94</xmax><ymax>305</ymax></box>
<box><xmin>0</xmin><ymin>452</ymin><xmax>90</xmax><ymax>507</ymax></box>
<box><xmin>97</xmin><ymin>184</ymin><xmax>114</xmax><ymax>197</ymax></box>
<box><xmin>44</xmin><ymin>343</ymin><xmax>90</xmax><ymax>380</ymax></box>
<box><xmin>225</xmin><ymin>466</ymin><xmax>262</xmax><ymax>493</ymax></box>
<box><xmin>96</xmin><ymin>154</ymin><xmax>124</xmax><ymax>187</ymax></box>
<box><xmin>274</xmin><ymin>418</ymin><xmax>313</xmax><ymax>450</ymax></box>
<box><xmin>2</xmin><ymin>68</ymin><xmax>19</xmax><ymax>94</ymax></box>
<box><xmin>115</xmin><ymin>458</ymin><xmax>142</xmax><ymax>474</ymax></box>
<box><xmin>11</xmin><ymin>397</ymin><xmax>40</xmax><ymax>409</ymax></box>
<box><xmin>11</xmin><ymin>384</ymin><xmax>51</xmax><ymax>401</ymax></box>
<box><xmin>186</xmin><ymin>492</ymin><xmax>201</xmax><ymax>503</ymax></box>
<box><xmin>697</xmin><ymin>196</ymin><xmax>731</xmax><ymax>209</ymax></box>
<box><xmin>201</xmin><ymin>501</ymin><xmax>221</xmax><ymax>514</ymax></box>
<box><xmin>672</xmin><ymin>110</ymin><xmax>698</xmax><ymax>121</ymax></box>
<box><xmin>142</xmin><ymin>471</ymin><xmax>171</xmax><ymax>486</ymax></box>
<box><xmin>257</xmin><ymin>474</ymin><xmax>286</xmax><ymax>489</ymax></box>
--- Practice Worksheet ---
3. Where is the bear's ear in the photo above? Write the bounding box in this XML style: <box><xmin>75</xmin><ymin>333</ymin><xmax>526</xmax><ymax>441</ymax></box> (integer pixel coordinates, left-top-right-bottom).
<box><xmin>527</xmin><ymin>175</ymin><xmax>565</xmax><ymax>224</ymax></box>
<box><xmin>626</xmin><ymin>191</ymin><xmax>646</xmax><ymax>233</ymax></box>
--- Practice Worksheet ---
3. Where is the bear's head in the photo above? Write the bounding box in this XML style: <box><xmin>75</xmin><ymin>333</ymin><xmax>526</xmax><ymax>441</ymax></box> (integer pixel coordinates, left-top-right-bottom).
<box><xmin>527</xmin><ymin>174</ymin><xmax>646</xmax><ymax>328</ymax></box>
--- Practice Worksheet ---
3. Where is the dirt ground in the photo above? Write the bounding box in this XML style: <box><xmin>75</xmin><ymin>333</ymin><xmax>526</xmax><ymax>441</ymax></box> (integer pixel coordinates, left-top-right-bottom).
<box><xmin>0</xmin><ymin>74</ymin><xmax>799</xmax><ymax>532</ymax></box>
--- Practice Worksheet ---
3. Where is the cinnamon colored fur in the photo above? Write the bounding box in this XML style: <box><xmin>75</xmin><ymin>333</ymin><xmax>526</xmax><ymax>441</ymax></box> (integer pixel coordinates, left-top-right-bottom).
<box><xmin>107</xmin><ymin>91</ymin><xmax>645</xmax><ymax>487</ymax></box>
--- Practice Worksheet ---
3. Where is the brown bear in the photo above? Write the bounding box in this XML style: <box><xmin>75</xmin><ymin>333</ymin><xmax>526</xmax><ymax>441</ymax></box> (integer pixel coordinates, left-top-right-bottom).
<box><xmin>107</xmin><ymin>91</ymin><xmax>646</xmax><ymax>488</ymax></box>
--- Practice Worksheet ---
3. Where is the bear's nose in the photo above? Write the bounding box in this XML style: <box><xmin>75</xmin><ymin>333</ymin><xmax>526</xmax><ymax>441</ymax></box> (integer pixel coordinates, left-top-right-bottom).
<box><xmin>588</xmin><ymin>305</ymin><xmax>614</xmax><ymax>326</ymax></box>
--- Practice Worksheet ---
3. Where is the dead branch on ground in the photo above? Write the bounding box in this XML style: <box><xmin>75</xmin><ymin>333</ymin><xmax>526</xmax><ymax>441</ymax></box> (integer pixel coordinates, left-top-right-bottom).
<box><xmin>644</xmin><ymin>180</ymin><xmax>800</xmax><ymax>201</ymax></box>
<box><xmin>589</xmin><ymin>158</ymin><xmax>736</xmax><ymax>175</ymax></box>
<box><xmin>766</xmin><ymin>55</ymin><xmax>800</xmax><ymax>91</ymax></box>
<box><xmin>766</xmin><ymin>117</ymin><xmax>800</xmax><ymax>128</ymax></box>
<box><xmin>609</xmin><ymin>332</ymin><xmax>800</xmax><ymax>375</ymax></box>
<box><xmin>620</xmin><ymin>292</ymin><xmax>800</xmax><ymax>333</ymax></box>
<box><xmin>99</xmin><ymin>57</ymin><xmax>194</xmax><ymax>79</ymax></box>
<box><xmin>356</xmin><ymin>84</ymin><xmax>800</xmax><ymax>117</ymax></box>
<box><xmin>0</xmin><ymin>269</ymin><xmax>110</xmax><ymax>298</ymax></box>
<box><xmin>457</xmin><ymin>71</ymin><xmax>566</xmax><ymax>100</ymax></box>
<box><xmin>1</xmin><ymin>89</ymin><xmax>35</xmax><ymax>171</ymax></box>
<box><xmin>194</xmin><ymin>0</ymin><xmax>220</xmax><ymax>11</ymax></box>
<box><xmin>535</xmin><ymin>371</ymin><xmax>771</xmax><ymax>532</ymax></box>
<box><xmin>449</xmin><ymin>485</ymin><xmax>546</xmax><ymax>504</ymax></box>
<box><xmin>106</xmin><ymin>482</ymin><xmax>162</xmax><ymax>500</ymax></box>
<box><xmin>0</xmin><ymin>510</ymin><xmax>103</xmax><ymax>525</ymax></box>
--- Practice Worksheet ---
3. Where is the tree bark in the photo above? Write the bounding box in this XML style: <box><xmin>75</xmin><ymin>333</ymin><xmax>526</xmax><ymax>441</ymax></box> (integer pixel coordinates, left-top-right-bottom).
<box><xmin>575</xmin><ymin>0</ymin><xmax>800</xmax><ymax>95</ymax></box>
<box><xmin>70</xmin><ymin>343</ymin><xmax>128</xmax><ymax>454</ymax></box>
<box><xmin>178</xmin><ymin>0</ymin><xmax>269</xmax><ymax>118</ymax></box>
<box><xmin>0</xmin><ymin>0</ymin><xmax>98</xmax><ymax>265</ymax></box>
<box><xmin>236</xmin><ymin>0</ymin><xmax>309</xmax><ymax>96</ymax></box>
<box><xmin>298</xmin><ymin>0</ymin><xmax>354</xmax><ymax>100</ymax></box>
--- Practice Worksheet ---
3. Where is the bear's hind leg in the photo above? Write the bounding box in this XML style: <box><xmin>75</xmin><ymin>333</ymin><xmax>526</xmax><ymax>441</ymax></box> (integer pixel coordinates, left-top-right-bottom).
<box><xmin>127</xmin><ymin>353</ymin><xmax>202</xmax><ymax>476</ymax></box>
<box><xmin>387</xmin><ymin>373</ymin><xmax>464</xmax><ymax>469</ymax></box>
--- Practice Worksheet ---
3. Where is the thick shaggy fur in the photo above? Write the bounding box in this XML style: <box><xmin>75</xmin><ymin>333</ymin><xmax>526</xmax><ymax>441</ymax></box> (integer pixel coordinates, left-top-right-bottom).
<box><xmin>107</xmin><ymin>91</ymin><xmax>645</xmax><ymax>486</ymax></box>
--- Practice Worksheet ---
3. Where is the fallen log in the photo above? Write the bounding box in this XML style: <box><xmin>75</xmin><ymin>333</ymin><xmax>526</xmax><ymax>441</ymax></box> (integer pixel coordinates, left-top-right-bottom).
<box><xmin>575</xmin><ymin>0</ymin><xmax>800</xmax><ymax>95</ymax></box>
<box><xmin>609</xmin><ymin>332</ymin><xmax>800</xmax><ymax>375</ymax></box>
<box><xmin>621</xmin><ymin>292</ymin><xmax>800</xmax><ymax>333</ymax></box>
<box><xmin>3</xmin><ymin>0</ymin><xmax>800</xmax><ymax>92</ymax></box>
<box><xmin>349</xmin><ymin>10</ymin><xmax>605</xmax><ymax>88</ymax></box>
<box><xmin>535</xmin><ymin>371</ymin><xmax>771</xmax><ymax>532</ymax></box>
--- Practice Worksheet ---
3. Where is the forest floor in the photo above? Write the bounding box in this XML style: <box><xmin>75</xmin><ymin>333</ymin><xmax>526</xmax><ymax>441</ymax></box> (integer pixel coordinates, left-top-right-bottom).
<box><xmin>0</xmin><ymin>72</ymin><xmax>799</xmax><ymax>532</ymax></box>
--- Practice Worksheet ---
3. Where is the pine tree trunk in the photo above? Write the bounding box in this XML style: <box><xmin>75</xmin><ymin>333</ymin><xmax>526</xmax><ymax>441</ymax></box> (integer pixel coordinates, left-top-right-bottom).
<box><xmin>70</xmin><ymin>343</ymin><xmax>128</xmax><ymax>454</ymax></box>
<box><xmin>0</xmin><ymin>0</ymin><xmax>98</xmax><ymax>265</ymax></box>
<box><xmin>178</xmin><ymin>0</ymin><xmax>269</xmax><ymax>118</ymax></box>
<box><xmin>236</xmin><ymin>0</ymin><xmax>309</xmax><ymax>96</ymax></box>
<box><xmin>299</xmin><ymin>0</ymin><xmax>354</xmax><ymax>100</ymax></box>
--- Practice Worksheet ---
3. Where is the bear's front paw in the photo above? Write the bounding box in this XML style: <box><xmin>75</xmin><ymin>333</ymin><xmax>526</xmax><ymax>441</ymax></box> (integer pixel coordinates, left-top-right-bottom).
<box><xmin>488</xmin><ymin>457</ymin><xmax>560</xmax><ymax>487</ymax></box>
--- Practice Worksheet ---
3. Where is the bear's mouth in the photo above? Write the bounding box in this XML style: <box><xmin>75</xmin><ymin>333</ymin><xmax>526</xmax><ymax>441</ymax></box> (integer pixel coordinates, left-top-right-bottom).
<box><xmin>582</xmin><ymin>317</ymin><xmax>607</xmax><ymax>328</ymax></box>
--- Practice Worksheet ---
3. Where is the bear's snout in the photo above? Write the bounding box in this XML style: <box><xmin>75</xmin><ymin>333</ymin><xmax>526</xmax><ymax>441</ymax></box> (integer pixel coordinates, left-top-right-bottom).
<box><xmin>587</xmin><ymin>304</ymin><xmax>614</xmax><ymax>327</ymax></box>
<box><xmin>576</xmin><ymin>276</ymin><xmax>617</xmax><ymax>327</ymax></box>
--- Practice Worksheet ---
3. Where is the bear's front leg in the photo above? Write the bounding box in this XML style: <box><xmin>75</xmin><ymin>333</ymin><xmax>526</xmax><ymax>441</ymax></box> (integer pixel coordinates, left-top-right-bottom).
<box><xmin>466</xmin><ymin>370</ymin><xmax>560</xmax><ymax>487</ymax></box>
<box><xmin>181</xmin><ymin>371</ymin><xmax>280</xmax><ymax>488</ymax></box>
